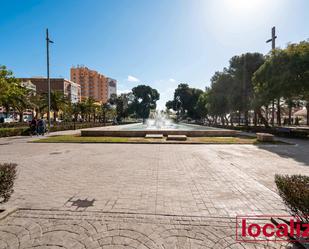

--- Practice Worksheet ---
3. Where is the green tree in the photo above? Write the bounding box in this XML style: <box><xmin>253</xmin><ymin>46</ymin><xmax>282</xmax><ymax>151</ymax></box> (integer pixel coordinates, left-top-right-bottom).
<box><xmin>43</xmin><ymin>91</ymin><xmax>69</xmax><ymax>122</ymax></box>
<box><xmin>130</xmin><ymin>85</ymin><xmax>160</xmax><ymax>122</ymax></box>
<box><xmin>207</xmin><ymin>72</ymin><xmax>233</xmax><ymax>125</ymax></box>
<box><xmin>109</xmin><ymin>93</ymin><xmax>131</xmax><ymax>121</ymax></box>
<box><xmin>165</xmin><ymin>100</ymin><xmax>174</xmax><ymax>111</ymax></box>
<box><xmin>0</xmin><ymin>66</ymin><xmax>33</xmax><ymax>121</ymax></box>
<box><xmin>8</xmin><ymin>84</ymin><xmax>31</xmax><ymax>122</ymax></box>
<box><xmin>101</xmin><ymin>102</ymin><xmax>111</xmax><ymax>125</ymax></box>
<box><xmin>166</xmin><ymin>84</ymin><xmax>203</xmax><ymax>120</ymax></box>
<box><xmin>30</xmin><ymin>94</ymin><xmax>47</xmax><ymax>119</ymax></box>
<box><xmin>0</xmin><ymin>66</ymin><xmax>11</xmax><ymax>106</ymax></box>
<box><xmin>286</xmin><ymin>41</ymin><xmax>309</xmax><ymax>125</ymax></box>
<box><xmin>195</xmin><ymin>90</ymin><xmax>210</xmax><ymax>123</ymax></box>
<box><xmin>254</xmin><ymin>41</ymin><xmax>309</xmax><ymax>125</ymax></box>
<box><xmin>71</xmin><ymin>102</ymin><xmax>81</xmax><ymax>121</ymax></box>
<box><xmin>83</xmin><ymin>97</ymin><xmax>96</xmax><ymax>122</ymax></box>
<box><xmin>228</xmin><ymin>53</ymin><xmax>265</xmax><ymax>126</ymax></box>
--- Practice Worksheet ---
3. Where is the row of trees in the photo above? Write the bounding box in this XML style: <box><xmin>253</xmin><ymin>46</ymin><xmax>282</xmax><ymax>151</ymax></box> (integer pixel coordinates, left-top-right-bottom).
<box><xmin>0</xmin><ymin>66</ymin><xmax>113</xmax><ymax>123</ymax></box>
<box><xmin>0</xmin><ymin>66</ymin><xmax>160</xmax><ymax>124</ymax></box>
<box><xmin>166</xmin><ymin>41</ymin><xmax>309</xmax><ymax>126</ymax></box>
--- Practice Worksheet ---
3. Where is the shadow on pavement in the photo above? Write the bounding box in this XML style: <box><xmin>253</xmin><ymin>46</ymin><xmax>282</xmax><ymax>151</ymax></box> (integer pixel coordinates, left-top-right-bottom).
<box><xmin>256</xmin><ymin>138</ymin><xmax>309</xmax><ymax>166</ymax></box>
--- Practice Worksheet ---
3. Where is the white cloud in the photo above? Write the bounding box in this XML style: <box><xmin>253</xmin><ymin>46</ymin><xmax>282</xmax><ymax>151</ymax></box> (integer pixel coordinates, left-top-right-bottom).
<box><xmin>169</xmin><ymin>78</ymin><xmax>176</xmax><ymax>83</ymax></box>
<box><xmin>127</xmin><ymin>75</ymin><xmax>140</xmax><ymax>83</ymax></box>
<box><xmin>117</xmin><ymin>89</ymin><xmax>131</xmax><ymax>95</ymax></box>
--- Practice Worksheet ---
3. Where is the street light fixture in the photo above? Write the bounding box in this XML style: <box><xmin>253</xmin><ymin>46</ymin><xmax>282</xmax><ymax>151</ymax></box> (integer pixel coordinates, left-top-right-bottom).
<box><xmin>266</xmin><ymin>26</ymin><xmax>277</xmax><ymax>50</ymax></box>
<box><xmin>46</xmin><ymin>28</ymin><xmax>54</xmax><ymax>128</ymax></box>
<box><xmin>266</xmin><ymin>26</ymin><xmax>277</xmax><ymax>126</ymax></box>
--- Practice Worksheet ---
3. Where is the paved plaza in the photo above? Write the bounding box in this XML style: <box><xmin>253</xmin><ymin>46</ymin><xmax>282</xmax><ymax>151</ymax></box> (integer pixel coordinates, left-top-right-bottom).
<box><xmin>0</xmin><ymin>134</ymin><xmax>308</xmax><ymax>248</ymax></box>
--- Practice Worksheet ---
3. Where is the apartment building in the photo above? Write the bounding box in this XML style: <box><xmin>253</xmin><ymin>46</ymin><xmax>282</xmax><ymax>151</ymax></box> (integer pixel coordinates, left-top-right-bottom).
<box><xmin>20</xmin><ymin>80</ymin><xmax>37</xmax><ymax>93</ymax></box>
<box><xmin>19</xmin><ymin>78</ymin><xmax>81</xmax><ymax>103</ymax></box>
<box><xmin>70</xmin><ymin>66</ymin><xmax>117</xmax><ymax>103</ymax></box>
<box><xmin>107</xmin><ymin>77</ymin><xmax>117</xmax><ymax>99</ymax></box>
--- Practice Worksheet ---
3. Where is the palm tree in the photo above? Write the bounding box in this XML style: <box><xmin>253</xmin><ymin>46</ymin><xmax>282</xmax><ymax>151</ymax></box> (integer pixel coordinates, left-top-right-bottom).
<box><xmin>101</xmin><ymin>103</ymin><xmax>110</xmax><ymax>125</ymax></box>
<box><xmin>30</xmin><ymin>94</ymin><xmax>47</xmax><ymax>119</ymax></box>
<box><xmin>78</xmin><ymin>101</ymin><xmax>87</xmax><ymax>121</ymax></box>
<box><xmin>72</xmin><ymin>102</ymin><xmax>81</xmax><ymax>121</ymax></box>
<box><xmin>44</xmin><ymin>91</ymin><xmax>69</xmax><ymax>122</ymax></box>
<box><xmin>84</xmin><ymin>97</ymin><xmax>96</xmax><ymax>122</ymax></box>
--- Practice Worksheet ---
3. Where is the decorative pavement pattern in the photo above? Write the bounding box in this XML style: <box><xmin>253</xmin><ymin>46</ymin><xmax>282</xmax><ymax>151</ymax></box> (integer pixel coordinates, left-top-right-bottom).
<box><xmin>0</xmin><ymin>135</ymin><xmax>309</xmax><ymax>248</ymax></box>
<box><xmin>0</xmin><ymin>209</ymin><xmax>294</xmax><ymax>249</ymax></box>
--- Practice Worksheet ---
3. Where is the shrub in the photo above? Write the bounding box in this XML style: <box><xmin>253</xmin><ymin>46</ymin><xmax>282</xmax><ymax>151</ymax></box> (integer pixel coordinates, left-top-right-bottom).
<box><xmin>0</xmin><ymin>163</ymin><xmax>17</xmax><ymax>204</ymax></box>
<box><xmin>275</xmin><ymin>174</ymin><xmax>309</xmax><ymax>224</ymax></box>
<box><xmin>0</xmin><ymin>127</ymin><xmax>30</xmax><ymax>137</ymax></box>
<box><xmin>0</xmin><ymin>122</ymin><xmax>29</xmax><ymax>128</ymax></box>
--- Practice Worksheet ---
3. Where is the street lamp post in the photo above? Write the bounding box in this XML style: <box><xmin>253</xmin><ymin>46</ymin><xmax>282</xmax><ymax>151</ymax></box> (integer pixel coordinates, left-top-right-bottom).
<box><xmin>46</xmin><ymin>28</ymin><xmax>54</xmax><ymax>128</ymax></box>
<box><xmin>266</xmin><ymin>26</ymin><xmax>277</xmax><ymax>126</ymax></box>
<box><xmin>266</xmin><ymin>26</ymin><xmax>277</xmax><ymax>50</ymax></box>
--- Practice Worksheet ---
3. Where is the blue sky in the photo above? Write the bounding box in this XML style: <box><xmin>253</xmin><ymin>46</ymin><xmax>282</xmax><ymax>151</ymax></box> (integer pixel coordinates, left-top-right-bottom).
<box><xmin>1</xmin><ymin>0</ymin><xmax>308</xmax><ymax>109</ymax></box>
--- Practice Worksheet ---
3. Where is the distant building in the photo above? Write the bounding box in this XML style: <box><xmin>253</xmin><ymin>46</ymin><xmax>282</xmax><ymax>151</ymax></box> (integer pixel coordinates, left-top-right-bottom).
<box><xmin>20</xmin><ymin>80</ymin><xmax>37</xmax><ymax>93</ymax></box>
<box><xmin>70</xmin><ymin>66</ymin><xmax>117</xmax><ymax>103</ymax></box>
<box><xmin>18</xmin><ymin>78</ymin><xmax>81</xmax><ymax>103</ymax></box>
<box><xmin>107</xmin><ymin>77</ymin><xmax>117</xmax><ymax>99</ymax></box>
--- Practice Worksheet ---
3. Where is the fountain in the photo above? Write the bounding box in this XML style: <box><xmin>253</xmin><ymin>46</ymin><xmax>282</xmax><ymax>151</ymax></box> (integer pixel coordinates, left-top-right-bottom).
<box><xmin>146</xmin><ymin>111</ymin><xmax>176</xmax><ymax>130</ymax></box>
<box><xmin>81</xmin><ymin>110</ymin><xmax>239</xmax><ymax>137</ymax></box>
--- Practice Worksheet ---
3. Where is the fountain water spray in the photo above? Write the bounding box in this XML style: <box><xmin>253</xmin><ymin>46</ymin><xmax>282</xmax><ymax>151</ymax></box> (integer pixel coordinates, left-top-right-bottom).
<box><xmin>146</xmin><ymin>111</ymin><xmax>175</xmax><ymax>130</ymax></box>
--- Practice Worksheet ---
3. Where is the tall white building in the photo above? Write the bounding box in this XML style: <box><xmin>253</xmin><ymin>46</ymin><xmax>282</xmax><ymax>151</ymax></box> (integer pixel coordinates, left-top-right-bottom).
<box><xmin>107</xmin><ymin>77</ymin><xmax>117</xmax><ymax>99</ymax></box>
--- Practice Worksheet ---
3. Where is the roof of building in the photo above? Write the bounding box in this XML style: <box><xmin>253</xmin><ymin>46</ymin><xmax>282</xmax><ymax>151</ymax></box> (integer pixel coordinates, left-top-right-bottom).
<box><xmin>294</xmin><ymin>109</ymin><xmax>307</xmax><ymax>117</ymax></box>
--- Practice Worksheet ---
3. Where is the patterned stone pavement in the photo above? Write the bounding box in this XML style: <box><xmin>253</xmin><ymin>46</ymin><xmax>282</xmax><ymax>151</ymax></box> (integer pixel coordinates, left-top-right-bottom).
<box><xmin>0</xmin><ymin>209</ymin><xmax>295</xmax><ymax>249</ymax></box>
<box><xmin>0</xmin><ymin>135</ymin><xmax>308</xmax><ymax>248</ymax></box>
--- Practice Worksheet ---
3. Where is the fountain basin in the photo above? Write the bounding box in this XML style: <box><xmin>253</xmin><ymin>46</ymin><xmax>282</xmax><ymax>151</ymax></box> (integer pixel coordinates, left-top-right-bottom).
<box><xmin>81</xmin><ymin>123</ymin><xmax>239</xmax><ymax>137</ymax></box>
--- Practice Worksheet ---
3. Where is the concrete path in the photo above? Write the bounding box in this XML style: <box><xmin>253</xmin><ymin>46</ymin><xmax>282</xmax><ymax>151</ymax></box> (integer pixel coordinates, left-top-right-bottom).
<box><xmin>0</xmin><ymin>130</ymin><xmax>308</xmax><ymax>248</ymax></box>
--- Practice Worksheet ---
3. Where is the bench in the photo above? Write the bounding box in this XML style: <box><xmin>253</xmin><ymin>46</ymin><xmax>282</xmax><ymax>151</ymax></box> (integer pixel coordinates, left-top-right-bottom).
<box><xmin>145</xmin><ymin>134</ymin><xmax>164</xmax><ymax>139</ymax></box>
<box><xmin>276</xmin><ymin>127</ymin><xmax>292</xmax><ymax>135</ymax></box>
<box><xmin>166</xmin><ymin>135</ymin><xmax>187</xmax><ymax>141</ymax></box>
<box><xmin>256</xmin><ymin>133</ymin><xmax>274</xmax><ymax>142</ymax></box>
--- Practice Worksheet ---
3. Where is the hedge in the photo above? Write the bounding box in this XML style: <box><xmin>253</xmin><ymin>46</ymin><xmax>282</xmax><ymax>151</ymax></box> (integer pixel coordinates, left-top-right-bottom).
<box><xmin>0</xmin><ymin>127</ymin><xmax>30</xmax><ymax>137</ymax></box>
<box><xmin>0</xmin><ymin>163</ymin><xmax>17</xmax><ymax>204</ymax></box>
<box><xmin>48</xmin><ymin>122</ymin><xmax>111</xmax><ymax>132</ymax></box>
<box><xmin>211</xmin><ymin>124</ymin><xmax>309</xmax><ymax>138</ymax></box>
<box><xmin>275</xmin><ymin>174</ymin><xmax>309</xmax><ymax>224</ymax></box>
<box><xmin>0</xmin><ymin>122</ymin><xmax>29</xmax><ymax>128</ymax></box>
<box><xmin>0</xmin><ymin>121</ymin><xmax>138</xmax><ymax>137</ymax></box>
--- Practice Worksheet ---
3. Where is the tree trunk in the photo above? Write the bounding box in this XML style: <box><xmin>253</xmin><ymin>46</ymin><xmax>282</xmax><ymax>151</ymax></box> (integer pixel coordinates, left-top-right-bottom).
<box><xmin>54</xmin><ymin>111</ymin><xmax>57</xmax><ymax>122</ymax></box>
<box><xmin>244</xmin><ymin>111</ymin><xmax>249</xmax><ymax>127</ymax></box>
<box><xmin>277</xmin><ymin>98</ymin><xmax>281</xmax><ymax>126</ymax></box>
<box><xmin>238</xmin><ymin>112</ymin><xmax>241</xmax><ymax>126</ymax></box>
<box><xmin>271</xmin><ymin>100</ymin><xmax>275</xmax><ymax>126</ymax></box>
<box><xmin>221</xmin><ymin>116</ymin><xmax>225</xmax><ymax>126</ymax></box>
<box><xmin>306</xmin><ymin>103</ymin><xmax>309</xmax><ymax>126</ymax></box>
<box><xmin>265</xmin><ymin>106</ymin><xmax>269</xmax><ymax>122</ymax></box>
<box><xmin>19</xmin><ymin>111</ymin><xmax>23</xmax><ymax>122</ymax></box>
<box><xmin>4</xmin><ymin>105</ymin><xmax>9</xmax><ymax>118</ymax></box>
<box><xmin>224</xmin><ymin>115</ymin><xmax>229</xmax><ymax>126</ymax></box>
<box><xmin>230</xmin><ymin>114</ymin><xmax>234</xmax><ymax>127</ymax></box>
<box><xmin>256</xmin><ymin>108</ymin><xmax>269</xmax><ymax>128</ymax></box>
<box><xmin>214</xmin><ymin>115</ymin><xmax>217</xmax><ymax>125</ymax></box>
<box><xmin>288</xmin><ymin>105</ymin><xmax>292</xmax><ymax>125</ymax></box>
<box><xmin>253</xmin><ymin>110</ymin><xmax>257</xmax><ymax>127</ymax></box>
